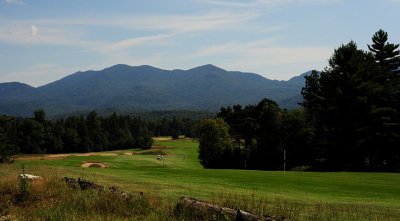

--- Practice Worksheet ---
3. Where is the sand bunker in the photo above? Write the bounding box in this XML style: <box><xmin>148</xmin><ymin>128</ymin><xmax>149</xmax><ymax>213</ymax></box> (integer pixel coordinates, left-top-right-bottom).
<box><xmin>80</xmin><ymin>161</ymin><xmax>110</xmax><ymax>168</ymax></box>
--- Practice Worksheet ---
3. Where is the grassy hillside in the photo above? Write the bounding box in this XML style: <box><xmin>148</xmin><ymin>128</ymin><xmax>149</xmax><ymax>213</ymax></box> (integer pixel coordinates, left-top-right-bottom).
<box><xmin>1</xmin><ymin>139</ymin><xmax>399</xmax><ymax>220</ymax></box>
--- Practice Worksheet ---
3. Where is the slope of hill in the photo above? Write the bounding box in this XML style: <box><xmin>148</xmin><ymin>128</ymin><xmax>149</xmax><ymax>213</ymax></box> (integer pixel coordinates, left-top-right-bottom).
<box><xmin>0</xmin><ymin>82</ymin><xmax>43</xmax><ymax>104</ymax></box>
<box><xmin>0</xmin><ymin>64</ymin><xmax>309</xmax><ymax>117</ymax></box>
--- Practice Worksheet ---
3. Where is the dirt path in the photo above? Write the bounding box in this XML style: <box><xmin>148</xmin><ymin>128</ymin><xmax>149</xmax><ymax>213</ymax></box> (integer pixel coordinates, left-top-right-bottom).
<box><xmin>152</xmin><ymin>137</ymin><xmax>173</xmax><ymax>142</ymax></box>
<box><xmin>15</xmin><ymin>152</ymin><xmax>119</xmax><ymax>161</ymax></box>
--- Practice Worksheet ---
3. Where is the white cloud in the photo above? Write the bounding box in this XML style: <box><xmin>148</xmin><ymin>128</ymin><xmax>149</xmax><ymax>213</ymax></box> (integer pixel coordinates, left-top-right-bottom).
<box><xmin>90</xmin><ymin>34</ymin><xmax>174</xmax><ymax>53</ymax></box>
<box><xmin>0</xmin><ymin>21</ymin><xmax>103</xmax><ymax>47</ymax></box>
<box><xmin>0</xmin><ymin>11</ymin><xmax>268</xmax><ymax>54</ymax></box>
<box><xmin>5</xmin><ymin>0</ymin><xmax>25</xmax><ymax>5</ymax></box>
<box><xmin>30</xmin><ymin>25</ymin><xmax>38</xmax><ymax>37</ymax></box>
<box><xmin>25</xmin><ymin>11</ymin><xmax>262</xmax><ymax>33</ymax></box>
<box><xmin>179</xmin><ymin>40</ymin><xmax>332</xmax><ymax>79</ymax></box>
<box><xmin>0</xmin><ymin>11</ymin><xmax>263</xmax><ymax>49</ymax></box>
<box><xmin>191</xmin><ymin>39</ymin><xmax>332</xmax><ymax>64</ymax></box>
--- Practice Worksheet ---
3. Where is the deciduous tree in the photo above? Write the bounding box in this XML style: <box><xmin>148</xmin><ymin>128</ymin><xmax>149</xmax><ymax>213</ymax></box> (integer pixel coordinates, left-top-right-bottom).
<box><xmin>195</xmin><ymin>118</ymin><xmax>232</xmax><ymax>168</ymax></box>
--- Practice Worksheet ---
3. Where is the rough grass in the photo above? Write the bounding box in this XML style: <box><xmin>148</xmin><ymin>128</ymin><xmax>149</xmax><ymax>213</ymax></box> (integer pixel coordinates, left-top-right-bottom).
<box><xmin>0</xmin><ymin>165</ymin><xmax>171</xmax><ymax>221</ymax></box>
<box><xmin>2</xmin><ymin>140</ymin><xmax>400</xmax><ymax>220</ymax></box>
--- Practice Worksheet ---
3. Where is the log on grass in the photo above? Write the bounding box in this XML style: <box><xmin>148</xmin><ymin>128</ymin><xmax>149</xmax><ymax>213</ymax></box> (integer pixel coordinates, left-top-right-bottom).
<box><xmin>176</xmin><ymin>196</ymin><xmax>289</xmax><ymax>221</ymax></box>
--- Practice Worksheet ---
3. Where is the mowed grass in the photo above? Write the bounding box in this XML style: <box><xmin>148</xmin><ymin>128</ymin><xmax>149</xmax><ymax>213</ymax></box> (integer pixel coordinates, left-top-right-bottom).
<box><xmin>2</xmin><ymin>139</ymin><xmax>400</xmax><ymax>220</ymax></box>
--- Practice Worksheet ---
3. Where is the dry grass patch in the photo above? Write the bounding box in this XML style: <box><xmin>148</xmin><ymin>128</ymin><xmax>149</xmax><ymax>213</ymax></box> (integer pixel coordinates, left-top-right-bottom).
<box><xmin>0</xmin><ymin>167</ymin><xmax>171</xmax><ymax>221</ymax></box>
<box><xmin>13</xmin><ymin>152</ymin><xmax>119</xmax><ymax>162</ymax></box>
<box><xmin>153</xmin><ymin>137</ymin><xmax>172</xmax><ymax>142</ymax></box>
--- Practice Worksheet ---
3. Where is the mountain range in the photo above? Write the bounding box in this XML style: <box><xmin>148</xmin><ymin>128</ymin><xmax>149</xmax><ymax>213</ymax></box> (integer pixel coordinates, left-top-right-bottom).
<box><xmin>0</xmin><ymin>64</ymin><xmax>310</xmax><ymax>117</ymax></box>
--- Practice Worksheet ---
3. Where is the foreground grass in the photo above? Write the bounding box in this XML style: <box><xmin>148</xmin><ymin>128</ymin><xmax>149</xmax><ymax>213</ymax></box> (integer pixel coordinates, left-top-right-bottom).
<box><xmin>1</xmin><ymin>139</ymin><xmax>399</xmax><ymax>220</ymax></box>
<box><xmin>0</xmin><ymin>165</ymin><xmax>173</xmax><ymax>221</ymax></box>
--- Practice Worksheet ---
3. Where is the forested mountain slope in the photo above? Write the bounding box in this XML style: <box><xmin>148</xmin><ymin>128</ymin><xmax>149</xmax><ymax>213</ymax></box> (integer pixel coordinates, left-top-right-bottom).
<box><xmin>0</xmin><ymin>64</ymin><xmax>309</xmax><ymax>116</ymax></box>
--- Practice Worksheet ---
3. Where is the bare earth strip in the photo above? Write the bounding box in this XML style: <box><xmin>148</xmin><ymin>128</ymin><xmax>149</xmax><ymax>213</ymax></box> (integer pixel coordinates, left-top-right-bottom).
<box><xmin>152</xmin><ymin>137</ymin><xmax>172</xmax><ymax>142</ymax></box>
<box><xmin>14</xmin><ymin>142</ymin><xmax>173</xmax><ymax>161</ymax></box>
<box><xmin>15</xmin><ymin>152</ymin><xmax>119</xmax><ymax>161</ymax></box>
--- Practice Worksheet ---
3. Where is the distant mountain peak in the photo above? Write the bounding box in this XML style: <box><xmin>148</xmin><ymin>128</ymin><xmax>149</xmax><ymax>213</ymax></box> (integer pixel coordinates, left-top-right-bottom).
<box><xmin>0</xmin><ymin>82</ymin><xmax>35</xmax><ymax>89</ymax></box>
<box><xmin>188</xmin><ymin>64</ymin><xmax>225</xmax><ymax>72</ymax></box>
<box><xmin>103</xmin><ymin>64</ymin><xmax>132</xmax><ymax>71</ymax></box>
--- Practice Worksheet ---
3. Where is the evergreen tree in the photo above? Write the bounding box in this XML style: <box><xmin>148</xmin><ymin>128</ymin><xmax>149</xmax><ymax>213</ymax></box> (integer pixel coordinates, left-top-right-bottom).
<box><xmin>251</xmin><ymin>98</ymin><xmax>283</xmax><ymax>170</ymax></box>
<box><xmin>34</xmin><ymin>110</ymin><xmax>47</xmax><ymax>124</ymax></box>
<box><xmin>77</xmin><ymin>115</ymin><xmax>93</xmax><ymax>153</ymax></box>
<box><xmin>368</xmin><ymin>29</ymin><xmax>400</xmax><ymax>74</ymax></box>
<box><xmin>87</xmin><ymin>111</ymin><xmax>108</xmax><ymax>151</ymax></box>
<box><xmin>368</xmin><ymin>29</ymin><xmax>400</xmax><ymax>170</ymax></box>
<box><xmin>0</xmin><ymin>127</ymin><xmax>16</xmax><ymax>162</ymax></box>
<box><xmin>281</xmin><ymin>109</ymin><xmax>313</xmax><ymax>169</ymax></box>
<box><xmin>301</xmin><ymin>41</ymin><xmax>395</xmax><ymax>170</ymax></box>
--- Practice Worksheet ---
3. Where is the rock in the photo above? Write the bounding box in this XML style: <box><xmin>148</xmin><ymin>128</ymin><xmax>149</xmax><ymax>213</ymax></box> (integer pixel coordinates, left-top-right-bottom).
<box><xmin>60</xmin><ymin>177</ymin><xmax>104</xmax><ymax>191</ymax></box>
<box><xmin>19</xmin><ymin>174</ymin><xmax>42</xmax><ymax>180</ymax></box>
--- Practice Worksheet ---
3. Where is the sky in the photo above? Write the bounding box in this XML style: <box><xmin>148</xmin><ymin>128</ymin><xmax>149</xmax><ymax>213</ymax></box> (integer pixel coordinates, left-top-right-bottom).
<box><xmin>0</xmin><ymin>0</ymin><xmax>399</xmax><ymax>87</ymax></box>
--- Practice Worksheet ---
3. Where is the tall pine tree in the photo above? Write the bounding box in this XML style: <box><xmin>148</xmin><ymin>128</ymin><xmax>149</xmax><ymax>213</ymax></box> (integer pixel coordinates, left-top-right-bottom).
<box><xmin>368</xmin><ymin>29</ymin><xmax>400</xmax><ymax>170</ymax></box>
<box><xmin>301</xmin><ymin>41</ymin><xmax>389</xmax><ymax>170</ymax></box>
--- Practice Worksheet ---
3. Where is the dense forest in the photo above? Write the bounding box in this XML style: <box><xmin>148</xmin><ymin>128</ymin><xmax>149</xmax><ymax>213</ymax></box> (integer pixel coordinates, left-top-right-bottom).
<box><xmin>51</xmin><ymin>109</ymin><xmax>216</xmax><ymax>121</ymax></box>
<box><xmin>0</xmin><ymin>110</ymin><xmax>198</xmax><ymax>162</ymax></box>
<box><xmin>196</xmin><ymin>30</ymin><xmax>400</xmax><ymax>172</ymax></box>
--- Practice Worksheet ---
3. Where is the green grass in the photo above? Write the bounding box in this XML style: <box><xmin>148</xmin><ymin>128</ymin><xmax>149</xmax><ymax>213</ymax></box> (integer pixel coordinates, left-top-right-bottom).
<box><xmin>2</xmin><ymin>139</ymin><xmax>400</xmax><ymax>220</ymax></box>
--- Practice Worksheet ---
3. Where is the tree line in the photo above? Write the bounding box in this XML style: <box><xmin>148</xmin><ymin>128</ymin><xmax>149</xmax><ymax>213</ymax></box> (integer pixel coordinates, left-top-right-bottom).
<box><xmin>196</xmin><ymin>29</ymin><xmax>400</xmax><ymax>172</ymax></box>
<box><xmin>0</xmin><ymin>110</ymin><xmax>198</xmax><ymax>162</ymax></box>
<box><xmin>196</xmin><ymin>99</ymin><xmax>312</xmax><ymax>170</ymax></box>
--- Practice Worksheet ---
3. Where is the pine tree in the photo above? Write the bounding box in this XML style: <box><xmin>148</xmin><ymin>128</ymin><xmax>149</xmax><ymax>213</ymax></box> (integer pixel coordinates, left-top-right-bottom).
<box><xmin>368</xmin><ymin>29</ymin><xmax>400</xmax><ymax>74</ymax></box>
<box><xmin>368</xmin><ymin>29</ymin><xmax>400</xmax><ymax>170</ymax></box>
<box><xmin>301</xmin><ymin>41</ymin><xmax>388</xmax><ymax>170</ymax></box>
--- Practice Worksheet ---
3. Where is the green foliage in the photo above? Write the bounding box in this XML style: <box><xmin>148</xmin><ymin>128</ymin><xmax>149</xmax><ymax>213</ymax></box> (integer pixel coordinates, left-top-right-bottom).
<box><xmin>195</xmin><ymin>118</ymin><xmax>232</xmax><ymax>168</ymax></box>
<box><xmin>368</xmin><ymin>29</ymin><xmax>400</xmax><ymax>171</ymax></box>
<box><xmin>216</xmin><ymin>98</ymin><xmax>310</xmax><ymax>170</ymax></box>
<box><xmin>53</xmin><ymin>109</ymin><xmax>217</xmax><ymax>121</ymax></box>
<box><xmin>211</xmin><ymin>30</ymin><xmax>399</xmax><ymax>172</ymax></box>
<box><xmin>33</xmin><ymin>109</ymin><xmax>46</xmax><ymax>124</ymax></box>
<box><xmin>16</xmin><ymin>165</ymin><xmax>29</xmax><ymax>203</ymax></box>
<box><xmin>0</xmin><ymin>115</ymin><xmax>19</xmax><ymax>163</ymax></box>
<box><xmin>301</xmin><ymin>31</ymin><xmax>400</xmax><ymax>171</ymax></box>
<box><xmin>0</xmin><ymin>130</ymin><xmax>14</xmax><ymax>163</ymax></box>
<box><xmin>0</xmin><ymin>109</ymin><xmax>204</xmax><ymax>155</ymax></box>
<box><xmin>368</xmin><ymin>29</ymin><xmax>400</xmax><ymax>74</ymax></box>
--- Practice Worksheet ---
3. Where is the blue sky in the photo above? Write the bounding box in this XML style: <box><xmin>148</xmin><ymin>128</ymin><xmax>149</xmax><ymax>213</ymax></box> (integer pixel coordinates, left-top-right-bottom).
<box><xmin>1</xmin><ymin>0</ymin><xmax>399</xmax><ymax>86</ymax></box>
